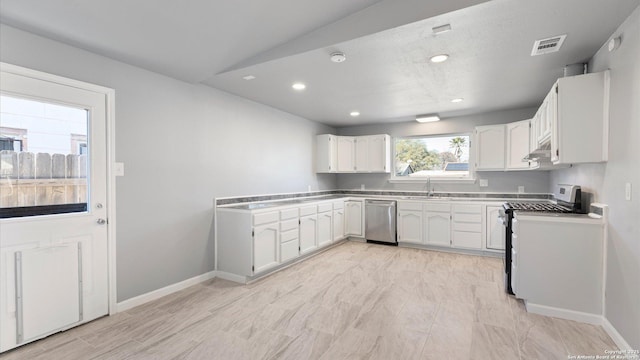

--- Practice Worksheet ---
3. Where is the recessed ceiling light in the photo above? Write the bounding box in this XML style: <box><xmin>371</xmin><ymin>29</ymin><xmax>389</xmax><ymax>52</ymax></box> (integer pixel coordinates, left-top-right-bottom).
<box><xmin>350</xmin><ymin>111</ymin><xmax>360</xmax><ymax>117</ymax></box>
<box><xmin>432</xmin><ymin>24</ymin><xmax>452</xmax><ymax>35</ymax></box>
<box><xmin>292</xmin><ymin>82</ymin><xmax>306</xmax><ymax>90</ymax></box>
<box><xmin>451</xmin><ymin>98</ymin><xmax>464</xmax><ymax>103</ymax></box>
<box><xmin>416</xmin><ymin>114</ymin><xmax>441</xmax><ymax>123</ymax></box>
<box><xmin>242</xmin><ymin>75</ymin><xmax>256</xmax><ymax>80</ymax></box>
<box><xmin>430</xmin><ymin>54</ymin><xmax>449</xmax><ymax>63</ymax></box>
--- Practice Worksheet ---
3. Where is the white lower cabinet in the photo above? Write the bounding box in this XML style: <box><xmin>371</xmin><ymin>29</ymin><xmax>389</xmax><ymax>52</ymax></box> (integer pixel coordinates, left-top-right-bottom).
<box><xmin>425</xmin><ymin>212</ymin><xmax>451</xmax><ymax>246</ymax></box>
<box><xmin>451</xmin><ymin>204</ymin><xmax>482</xmax><ymax>249</ymax></box>
<box><xmin>333</xmin><ymin>208</ymin><xmax>345</xmax><ymax>241</ymax></box>
<box><xmin>299</xmin><ymin>214</ymin><xmax>317</xmax><ymax>254</ymax></box>
<box><xmin>253</xmin><ymin>222</ymin><xmax>279</xmax><ymax>274</ymax></box>
<box><xmin>345</xmin><ymin>200</ymin><xmax>364</xmax><ymax>237</ymax></box>
<box><xmin>397</xmin><ymin>201</ymin><xmax>424</xmax><ymax>244</ymax></box>
<box><xmin>485</xmin><ymin>205</ymin><xmax>505</xmax><ymax>250</ymax></box>
<box><xmin>317</xmin><ymin>211</ymin><xmax>333</xmax><ymax>247</ymax></box>
<box><xmin>425</xmin><ymin>202</ymin><xmax>451</xmax><ymax>246</ymax></box>
<box><xmin>398</xmin><ymin>210</ymin><xmax>423</xmax><ymax>244</ymax></box>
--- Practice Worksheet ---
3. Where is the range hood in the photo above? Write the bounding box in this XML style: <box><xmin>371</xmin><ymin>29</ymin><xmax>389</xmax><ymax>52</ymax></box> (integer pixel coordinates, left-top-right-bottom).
<box><xmin>523</xmin><ymin>140</ymin><xmax>551</xmax><ymax>161</ymax></box>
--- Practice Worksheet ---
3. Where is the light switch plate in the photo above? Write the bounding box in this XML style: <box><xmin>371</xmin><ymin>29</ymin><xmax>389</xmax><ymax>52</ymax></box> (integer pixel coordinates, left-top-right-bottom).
<box><xmin>479</xmin><ymin>179</ymin><xmax>489</xmax><ymax>187</ymax></box>
<box><xmin>114</xmin><ymin>162</ymin><xmax>124</xmax><ymax>177</ymax></box>
<box><xmin>625</xmin><ymin>182</ymin><xmax>632</xmax><ymax>201</ymax></box>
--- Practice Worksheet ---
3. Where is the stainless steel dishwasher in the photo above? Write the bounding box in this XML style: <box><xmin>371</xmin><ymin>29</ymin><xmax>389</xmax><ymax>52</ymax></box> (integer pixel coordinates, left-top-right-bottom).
<box><xmin>365</xmin><ymin>200</ymin><xmax>397</xmax><ymax>245</ymax></box>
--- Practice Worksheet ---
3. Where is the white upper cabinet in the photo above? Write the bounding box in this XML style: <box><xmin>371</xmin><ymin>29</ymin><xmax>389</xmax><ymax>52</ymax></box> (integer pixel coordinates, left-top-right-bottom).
<box><xmin>316</xmin><ymin>134</ymin><xmax>337</xmax><ymax>173</ymax></box>
<box><xmin>317</xmin><ymin>134</ymin><xmax>390</xmax><ymax>173</ymax></box>
<box><xmin>355</xmin><ymin>137</ymin><xmax>368</xmax><ymax>172</ymax></box>
<box><xmin>337</xmin><ymin>136</ymin><xmax>356</xmax><ymax>172</ymax></box>
<box><xmin>365</xmin><ymin>135</ymin><xmax>391</xmax><ymax>172</ymax></box>
<box><xmin>550</xmin><ymin>71</ymin><xmax>609</xmax><ymax>165</ymax></box>
<box><xmin>506</xmin><ymin>120</ymin><xmax>533</xmax><ymax>170</ymax></box>
<box><xmin>475</xmin><ymin>125</ymin><xmax>506</xmax><ymax>170</ymax></box>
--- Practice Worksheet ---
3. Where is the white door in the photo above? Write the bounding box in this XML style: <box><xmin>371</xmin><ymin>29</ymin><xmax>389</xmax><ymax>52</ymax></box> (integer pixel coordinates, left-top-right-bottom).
<box><xmin>0</xmin><ymin>66</ymin><xmax>110</xmax><ymax>352</ymax></box>
<box><xmin>506</xmin><ymin>120</ymin><xmax>532</xmax><ymax>170</ymax></box>
<box><xmin>337</xmin><ymin>137</ymin><xmax>355</xmax><ymax>172</ymax></box>
<box><xmin>317</xmin><ymin>211</ymin><xmax>333</xmax><ymax>247</ymax></box>
<box><xmin>475</xmin><ymin>125</ymin><xmax>505</xmax><ymax>170</ymax></box>
<box><xmin>486</xmin><ymin>206</ymin><xmax>506</xmax><ymax>250</ymax></box>
<box><xmin>397</xmin><ymin>211</ymin><xmax>423</xmax><ymax>244</ymax></box>
<box><xmin>345</xmin><ymin>201</ymin><xmax>363</xmax><ymax>237</ymax></box>
<box><xmin>354</xmin><ymin>137</ymin><xmax>368</xmax><ymax>172</ymax></box>
<box><xmin>425</xmin><ymin>212</ymin><xmax>451</xmax><ymax>246</ymax></box>
<box><xmin>367</xmin><ymin>135</ymin><xmax>389</xmax><ymax>172</ymax></box>
<box><xmin>253</xmin><ymin>223</ymin><xmax>279</xmax><ymax>273</ymax></box>
<box><xmin>333</xmin><ymin>209</ymin><xmax>344</xmax><ymax>241</ymax></box>
<box><xmin>299</xmin><ymin>215</ymin><xmax>317</xmax><ymax>254</ymax></box>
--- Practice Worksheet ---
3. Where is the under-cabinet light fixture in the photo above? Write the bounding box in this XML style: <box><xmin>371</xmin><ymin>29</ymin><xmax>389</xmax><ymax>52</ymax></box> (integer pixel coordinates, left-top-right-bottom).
<box><xmin>416</xmin><ymin>114</ymin><xmax>441</xmax><ymax>123</ymax></box>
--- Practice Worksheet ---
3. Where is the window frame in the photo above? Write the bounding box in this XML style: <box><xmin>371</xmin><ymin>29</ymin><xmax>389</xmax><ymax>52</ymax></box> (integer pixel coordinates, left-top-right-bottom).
<box><xmin>389</xmin><ymin>132</ymin><xmax>476</xmax><ymax>183</ymax></box>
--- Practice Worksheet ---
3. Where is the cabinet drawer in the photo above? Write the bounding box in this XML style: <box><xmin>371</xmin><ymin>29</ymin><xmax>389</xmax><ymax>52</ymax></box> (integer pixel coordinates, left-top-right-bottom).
<box><xmin>453</xmin><ymin>213</ymin><xmax>481</xmax><ymax>223</ymax></box>
<box><xmin>281</xmin><ymin>240</ymin><xmax>299</xmax><ymax>262</ymax></box>
<box><xmin>453</xmin><ymin>222</ymin><xmax>481</xmax><ymax>232</ymax></box>
<box><xmin>452</xmin><ymin>204</ymin><xmax>482</xmax><ymax>213</ymax></box>
<box><xmin>299</xmin><ymin>205</ymin><xmax>317</xmax><ymax>217</ymax></box>
<box><xmin>281</xmin><ymin>229</ymin><xmax>298</xmax><ymax>243</ymax></box>
<box><xmin>280</xmin><ymin>219</ymin><xmax>298</xmax><ymax>232</ymax></box>
<box><xmin>398</xmin><ymin>201</ymin><xmax>423</xmax><ymax>211</ymax></box>
<box><xmin>452</xmin><ymin>231</ymin><xmax>482</xmax><ymax>249</ymax></box>
<box><xmin>317</xmin><ymin>203</ymin><xmax>333</xmax><ymax>213</ymax></box>
<box><xmin>333</xmin><ymin>201</ymin><xmax>344</xmax><ymax>210</ymax></box>
<box><xmin>253</xmin><ymin>211</ymin><xmax>279</xmax><ymax>226</ymax></box>
<box><xmin>280</xmin><ymin>208</ymin><xmax>299</xmax><ymax>220</ymax></box>
<box><xmin>425</xmin><ymin>202</ymin><xmax>451</xmax><ymax>212</ymax></box>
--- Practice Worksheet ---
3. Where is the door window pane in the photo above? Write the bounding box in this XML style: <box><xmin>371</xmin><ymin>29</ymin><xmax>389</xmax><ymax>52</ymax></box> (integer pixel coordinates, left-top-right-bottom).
<box><xmin>0</xmin><ymin>95</ymin><xmax>88</xmax><ymax>217</ymax></box>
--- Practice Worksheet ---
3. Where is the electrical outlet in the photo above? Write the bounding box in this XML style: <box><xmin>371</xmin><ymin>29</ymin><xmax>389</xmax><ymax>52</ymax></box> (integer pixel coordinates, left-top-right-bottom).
<box><xmin>360</xmin><ymin>184</ymin><xmax>365</xmax><ymax>190</ymax></box>
<box><xmin>518</xmin><ymin>186</ymin><xmax>525</xmax><ymax>193</ymax></box>
<box><xmin>479</xmin><ymin>179</ymin><xmax>489</xmax><ymax>187</ymax></box>
<box><xmin>625</xmin><ymin>183</ymin><xmax>632</xmax><ymax>201</ymax></box>
<box><xmin>307</xmin><ymin>185</ymin><xmax>312</xmax><ymax>192</ymax></box>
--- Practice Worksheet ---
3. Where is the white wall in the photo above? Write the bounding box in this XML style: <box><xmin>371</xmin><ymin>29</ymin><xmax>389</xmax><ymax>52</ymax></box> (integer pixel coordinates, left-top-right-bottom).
<box><xmin>0</xmin><ymin>24</ymin><xmax>337</xmax><ymax>301</ymax></box>
<box><xmin>550</xmin><ymin>5</ymin><xmax>640</xmax><ymax>349</ymax></box>
<box><xmin>337</xmin><ymin>107</ymin><xmax>552</xmax><ymax>193</ymax></box>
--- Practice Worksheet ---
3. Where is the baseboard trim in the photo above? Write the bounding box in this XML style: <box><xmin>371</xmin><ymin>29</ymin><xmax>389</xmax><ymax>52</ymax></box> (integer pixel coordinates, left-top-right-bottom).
<box><xmin>215</xmin><ymin>271</ymin><xmax>247</xmax><ymax>284</ymax></box>
<box><xmin>602</xmin><ymin>317</ymin><xmax>634</xmax><ymax>351</ymax></box>
<box><xmin>116</xmin><ymin>271</ymin><xmax>216</xmax><ymax>312</ymax></box>
<box><xmin>525</xmin><ymin>302</ymin><xmax>603</xmax><ymax>325</ymax></box>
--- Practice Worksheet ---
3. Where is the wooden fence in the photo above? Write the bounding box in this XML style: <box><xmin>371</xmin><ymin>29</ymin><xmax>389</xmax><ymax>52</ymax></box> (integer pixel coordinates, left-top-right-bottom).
<box><xmin>0</xmin><ymin>151</ymin><xmax>87</xmax><ymax>208</ymax></box>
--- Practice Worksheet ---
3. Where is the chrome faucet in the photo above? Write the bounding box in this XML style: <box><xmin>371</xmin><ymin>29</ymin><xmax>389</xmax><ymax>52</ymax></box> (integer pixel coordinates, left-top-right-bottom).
<box><xmin>424</xmin><ymin>177</ymin><xmax>433</xmax><ymax>197</ymax></box>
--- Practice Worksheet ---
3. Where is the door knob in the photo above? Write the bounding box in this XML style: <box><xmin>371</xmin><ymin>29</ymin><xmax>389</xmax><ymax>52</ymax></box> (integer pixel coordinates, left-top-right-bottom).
<box><xmin>97</xmin><ymin>218</ymin><xmax>107</xmax><ymax>225</ymax></box>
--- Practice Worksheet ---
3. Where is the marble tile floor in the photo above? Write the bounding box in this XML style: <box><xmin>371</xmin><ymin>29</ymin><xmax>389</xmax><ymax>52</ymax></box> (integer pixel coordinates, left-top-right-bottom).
<box><xmin>0</xmin><ymin>241</ymin><xmax>618</xmax><ymax>360</ymax></box>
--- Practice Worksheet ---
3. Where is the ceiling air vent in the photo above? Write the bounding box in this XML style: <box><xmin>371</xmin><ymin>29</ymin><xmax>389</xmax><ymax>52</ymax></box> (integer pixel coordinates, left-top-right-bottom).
<box><xmin>531</xmin><ymin>34</ymin><xmax>567</xmax><ymax>56</ymax></box>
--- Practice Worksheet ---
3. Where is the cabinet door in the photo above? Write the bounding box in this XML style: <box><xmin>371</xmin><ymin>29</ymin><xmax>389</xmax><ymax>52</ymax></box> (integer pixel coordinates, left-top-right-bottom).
<box><xmin>317</xmin><ymin>212</ymin><xmax>333</xmax><ymax>247</ymax></box>
<box><xmin>337</xmin><ymin>137</ymin><xmax>355</xmax><ymax>172</ymax></box>
<box><xmin>506</xmin><ymin>120</ymin><xmax>532</xmax><ymax>170</ymax></box>
<box><xmin>299</xmin><ymin>215</ymin><xmax>317</xmax><ymax>254</ymax></box>
<box><xmin>425</xmin><ymin>212</ymin><xmax>450</xmax><ymax>246</ymax></box>
<box><xmin>316</xmin><ymin>134</ymin><xmax>337</xmax><ymax>173</ymax></box>
<box><xmin>397</xmin><ymin>210</ymin><xmax>423</xmax><ymax>244</ymax></box>
<box><xmin>530</xmin><ymin>111</ymin><xmax>540</xmax><ymax>153</ymax></box>
<box><xmin>253</xmin><ymin>223</ymin><xmax>279</xmax><ymax>274</ymax></box>
<box><xmin>354</xmin><ymin>137</ymin><xmax>369</xmax><ymax>172</ymax></box>
<box><xmin>475</xmin><ymin>125</ymin><xmax>505</xmax><ymax>170</ymax></box>
<box><xmin>486</xmin><ymin>206</ymin><xmax>505</xmax><ymax>250</ymax></box>
<box><xmin>333</xmin><ymin>209</ymin><xmax>345</xmax><ymax>241</ymax></box>
<box><xmin>345</xmin><ymin>201</ymin><xmax>363</xmax><ymax>237</ymax></box>
<box><xmin>367</xmin><ymin>135</ymin><xmax>390</xmax><ymax>173</ymax></box>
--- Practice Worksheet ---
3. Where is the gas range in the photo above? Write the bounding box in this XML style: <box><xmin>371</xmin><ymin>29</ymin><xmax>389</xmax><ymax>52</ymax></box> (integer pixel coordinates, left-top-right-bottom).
<box><xmin>503</xmin><ymin>202</ymin><xmax>574</xmax><ymax>213</ymax></box>
<box><xmin>503</xmin><ymin>184</ymin><xmax>583</xmax><ymax>215</ymax></box>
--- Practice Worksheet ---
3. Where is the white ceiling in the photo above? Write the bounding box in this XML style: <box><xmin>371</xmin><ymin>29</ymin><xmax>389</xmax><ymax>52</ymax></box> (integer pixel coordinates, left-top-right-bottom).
<box><xmin>1</xmin><ymin>0</ymin><xmax>638</xmax><ymax>126</ymax></box>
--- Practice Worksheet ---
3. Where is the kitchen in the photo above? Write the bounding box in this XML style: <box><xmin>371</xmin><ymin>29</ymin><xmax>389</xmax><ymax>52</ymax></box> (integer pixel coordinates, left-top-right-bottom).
<box><xmin>0</xmin><ymin>0</ymin><xmax>638</xmax><ymax>359</ymax></box>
